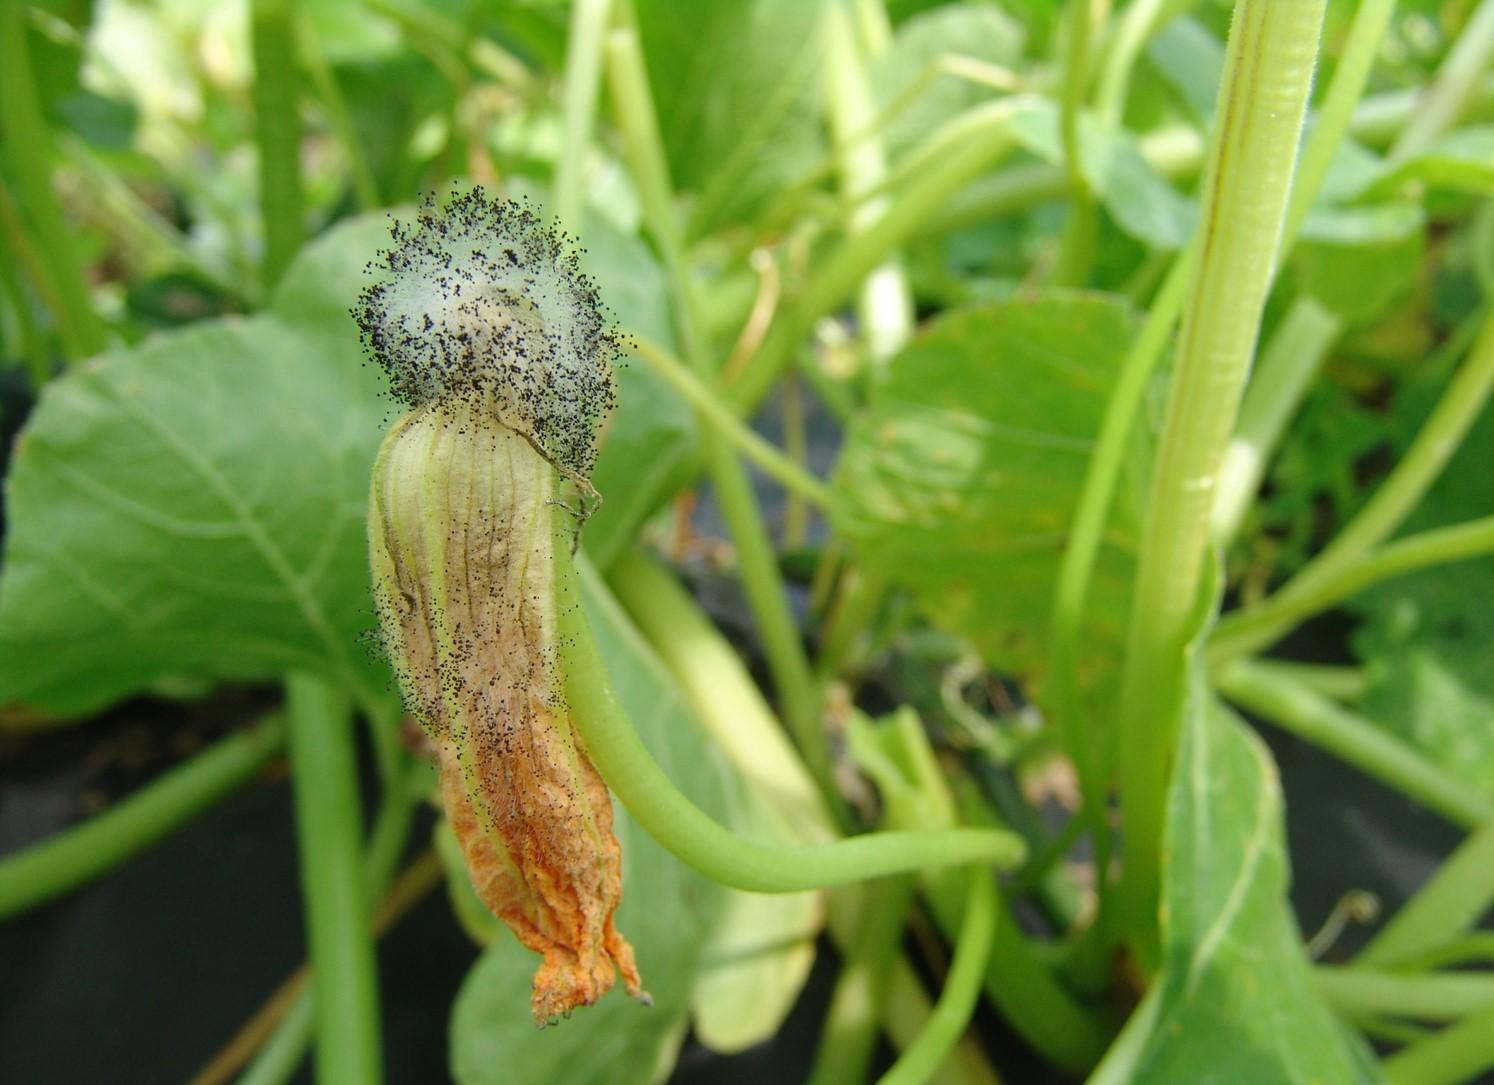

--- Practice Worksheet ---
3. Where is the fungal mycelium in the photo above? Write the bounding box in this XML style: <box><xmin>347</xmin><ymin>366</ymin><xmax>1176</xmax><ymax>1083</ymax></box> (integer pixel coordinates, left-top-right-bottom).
<box><xmin>354</xmin><ymin>188</ymin><xmax>638</xmax><ymax>1022</ymax></box>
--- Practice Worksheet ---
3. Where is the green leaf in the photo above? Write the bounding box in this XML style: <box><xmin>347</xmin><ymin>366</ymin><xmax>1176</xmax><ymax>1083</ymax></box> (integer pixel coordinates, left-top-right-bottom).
<box><xmin>1145</xmin><ymin>15</ymin><xmax>1224</xmax><ymax>125</ymax></box>
<box><xmin>1007</xmin><ymin>101</ymin><xmax>1198</xmax><ymax>249</ymax></box>
<box><xmin>870</xmin><ymin>2</ymin><xmax>1026</xmax><ymax>157</ymax></box>
<box><xmin>832</xmin><ymin>293</ymin><xmax>1141</xmax><ymax>716</ymax></box>
<box><xmin>1291</xmin><ymin>202</ymin><xmax>1426</xmax><ymax>323</ymax></box>
<box><xmin>449</xmin><ymin>568</ymin><xmax>734</xmax><ymax>1085</ymax></box>
<box><xmin>0</xmin><ymin>216</ymin><xmax>396</xmax><ymax>716</ymax></box>
<box><xmin>1131</xmin><ymin>686</ymin><xmax>1376</xmax><ymax>1084</ymax></box>
<box><xmin>633</xmin><ymin>0</ymin><xmax>826</xmax><ymax>233</ymax></box>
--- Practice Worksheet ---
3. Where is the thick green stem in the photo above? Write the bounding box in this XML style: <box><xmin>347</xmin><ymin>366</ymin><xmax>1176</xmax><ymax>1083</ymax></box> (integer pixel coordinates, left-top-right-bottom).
<box><xmin>0</xmin><ymin>717</ymin><xmax>285</xmax><ymax>919</ymax></box>
<box><xmin>1210</xmin><ymin>516</ymin><xmax>1494</xmax><ymax>660</ymax></box>
<box><xmin>1213</xmin><ymin>658</ymin><xmax>1493</xmax><ymax>830</ymax></box>
<box><xmin>1383</xmin><ymin>1005</ymin><xmax>1494</xmax><ymax>1085</ymax></box>
<box><xmin>0</xmin><ymin>4</ymin><xmax>106</xmax><ymax>360</ymax></box>
<box><xmin>228</xmin><ymin>772</ymin><xmax>419</xmax><ymax>1085</ymax></box>
<box><xmin>1315</xmin><ymin>966</ymin><xmax>1494</xmax><ymax>1022</ymax></box>
<box><xmin>1390</xmin><ymin>0</ymin><xmax>1494</xmax><ymax>164</ymax></box>
<box><xmin>557</xmin><ymin>539</ymin><xmax>1027</xmax><ymax>891</ymax></box>
<box><xmin>805</xmin><ymin>876</ymin><xmax>916</xmax><ymax>1085</ymax></box>
<box><xmin>875</xmin><ymin>872</ymin><xmax>996</xmax><ymax>1085</ymax></box>
<box><xmin>285</xmin><ymin>674</ymin><xmax>381</xmax><ymax>1085</ymax></box>
<box><xmin>251</xmin><ymin>0</ymin><xmax>305</xmax><ymax>290</ymax></box>
<box><xmin>1212</xmin><ymin>295</ymin><xmax>1344</xmax><ymax>543</ymax></box>
<box><xmin>554</xmin><ymin>0</ymin><xmax>613</xmax><ymax>228</ymax></box>
<box><xmin>1115</xmin><ymin>0</ymin><xmax>1326</xmax><ymax>944</ymax></box>
<box><xmin>1359</xmin><ymin>823</ymin><xmax>1494</xmax><ymax>968</ymax></box>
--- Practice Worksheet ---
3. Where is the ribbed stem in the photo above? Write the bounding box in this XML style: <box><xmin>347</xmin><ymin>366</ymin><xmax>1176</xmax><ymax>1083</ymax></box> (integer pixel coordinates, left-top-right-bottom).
<box><xmin>1115</xmin><ymin>0</ymin><xmax>1327</xmax><ymax>948</ymax></box>
<box><xmin>285</xmin><ymin>674</ymin><xmax>382</xmax><ymax>1085</ymax></box>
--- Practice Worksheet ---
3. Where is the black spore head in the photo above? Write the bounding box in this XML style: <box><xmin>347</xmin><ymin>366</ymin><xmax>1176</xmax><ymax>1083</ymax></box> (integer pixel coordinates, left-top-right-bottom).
<box><xmin>353</xmin><ymin>188</ymin><xmax>620</xmax><ymax>480</ymax></box>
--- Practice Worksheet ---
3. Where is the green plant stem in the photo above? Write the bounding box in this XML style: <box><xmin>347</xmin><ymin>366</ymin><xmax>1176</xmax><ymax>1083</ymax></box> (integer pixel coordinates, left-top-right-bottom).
<box><xmin>557</xmin><ymin>537</ymin><xmax>1027</xmax><ymax>891</ymax></box>
<box><xmin>1243</xmin><ymin>660</ymin><xmax>1365</xmax><ymax>704</ymax></box>
<box><xmin>1210</xmin><ymin>311</ymin><xmax>1494</xmax><ymax>661</ymax></box>
<box><xmin>251</xmin><ymin>0</ymin><xmax>305</xmax><ymax>290</ymax></box>
<box><xmin>554</xmin><ymin>0</ymin><xmax>613</xmax><ymax>228</ymax></box>
<box><xmin>727</xmin><ymin>99</ymin><xmax>1021</xmax><ymax>414</ymax></box>
<box><xmin>1390</xmin><ymin>0</ymin><xmax>1494</xmax><ymax>164</ymax></box>
<box><xmin>226</xmin><ymin>839</ymin><xmax>433</xmax><ymax>1085</ymax></box>
<box><xmin>876</xmin><ymin>871</ymin><xmax>996</xmax><ymax>1085</ymax></box>
<box><xmin>1094</xmin><ymin>0</ymin><xmax>1169</xmax><ymax>126</ymax></box>
<box><xmin>1396</xmin><ymin>933</ymin><xmax>1494</xmax><ymax>973</ymax></box>
<box><xmin>1383</xmin><ymin>1005</ymin><xmax>1494</xmax><ymax>1085</ymax></box>
<box><xmin>1052</xmin><ymin>0</ymin><xmax>1096</xmax><ymax>286</ymax></box>
<box><xmin>805</xmin><ymin>876</ymin><xmax>917</xmax><ymax>1085</ymax></box>
<box><xmin>606</xmin><ymin>23</ymin><xmax>835</xmax><ymax>797</ymax></box>
<box><xmin>1051</xmin><ymin>252</ymin><xmax>1193</xmax><ymax>798</ymax></box>
<box><xmin>1211</xmin><ymin>516</ymin><xmax>1494</xmax><ymax>660</ymax></box>
<box><xmin>627</xmin><ymin>333</ymin><xmax>834</xmax><ymax>509</ymax></box>
<box><xmin>1212</xmin><ymin>295</ymin><xmax>1344</xmax><ymax>543</ymax></box>
<box><xmin>0</xmin><ymin>716</ymin><xmax>285</xmax><ymax>920</ymax></box>
<box><xmin>1315</xmin><ymin>966</ymin><xmax>1494</xmax><ymax>1022</ymax></box>
<box><xmin>1359</xmin><ymin>823</ymin><xmax>1494</xmax><ymax>968</ymax></box>
<box><xmin>1213</xmin><ymin>657</ymin><xmax>1494</xmax><ymax>829</ymax></box>
<box><xmin>0</xmin><ymin>4</ymin><xmax>106</xmax><ymax>360</ymax></box>
<box><xmin>0</xmin><ymin>228</ymin><xmax>50</xmax><ymax>387</ymax></box>
<box><xmin>825</xmin><ymin>0</ymin><xmax>913</xmax><ymax>363</ymax></box>
<box><xmin>1114</xmin><ymin>0</ymin><xmax>1327</xmax><ymax>947</ymax></box>
<box><xmin>284</xmin><ymin>674</ymin><xmax>381</xmax><ymax>1085</ymax></box>
<box><xmin>815</xmin><ymin>564</ymin><xmax>890</xmax><ymax>681</ymax></box>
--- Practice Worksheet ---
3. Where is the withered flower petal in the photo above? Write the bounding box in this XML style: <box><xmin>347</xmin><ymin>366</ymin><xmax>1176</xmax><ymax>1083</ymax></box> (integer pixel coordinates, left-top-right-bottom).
<box><xmin>357</xmin><ymin>191</ymin><xmax>635</xmax><ymax>1022</ymax></box>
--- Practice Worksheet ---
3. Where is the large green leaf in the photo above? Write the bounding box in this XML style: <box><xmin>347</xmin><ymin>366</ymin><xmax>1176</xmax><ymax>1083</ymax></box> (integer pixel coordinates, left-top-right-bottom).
<box><xmin>633</xmin><ymin>0</ymin><xmax>826</xmax><ymax>233</ymax></box>
<box><xmin>0</xmin><ymin>216</ymin><xmax>396</xmax><ymax>716</ymax></box>
<box><xmin>1131</xmin><ymin>683</ymin><xmax>1375</xmax><ymax>1083</ymax></box>
<box><xmin>1006</xmin><ymin>102</ymin><xmax>1198</xmax><ymax>250</ymax></box>
<box><xmin>833</xmin><ymin>293</ymin><xmax>1142</xmax><ymax>714</ymax></box>
<box><xmin>449</xmin><ymin>566</ymin><xmax>734</xmax><ymax>1085</ymax></box>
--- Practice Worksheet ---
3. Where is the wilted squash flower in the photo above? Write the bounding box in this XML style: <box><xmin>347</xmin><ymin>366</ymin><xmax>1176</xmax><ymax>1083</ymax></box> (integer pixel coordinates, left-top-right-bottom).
<box><xmin>354</xmin><ymin>189</ymin><xmax>642</xmax><ymax>1022</ymax></box>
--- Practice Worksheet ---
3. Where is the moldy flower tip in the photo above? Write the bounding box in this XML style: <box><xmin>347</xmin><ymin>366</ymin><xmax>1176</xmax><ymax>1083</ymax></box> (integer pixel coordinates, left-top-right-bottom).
<box><xmin>355</xmin><ymin>189</ymin><xmax>638</xmax><ymax>1022</ymax></box>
